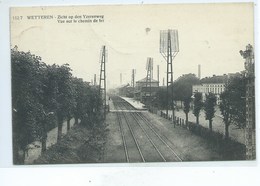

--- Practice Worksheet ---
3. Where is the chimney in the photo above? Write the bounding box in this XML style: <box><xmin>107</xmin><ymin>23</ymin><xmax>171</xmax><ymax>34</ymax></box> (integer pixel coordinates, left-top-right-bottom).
<box><xmin>120</xmin><ymin>73</ymin><xmax>122</xmax><ymax>85</ymax></box>
<box><xmin>198</xmin><ymin>64</ymin><xmax>201</xmax><ymax>79</ymax></box>
<box><xmin>157</xmin><ymin>65</ymin><xmax>159</xmax><ymax>85</ymax></box>
<box><xmin>94</xmin><ymin>74</ymin><xmax>96</xmax><ymax>86</ymax></box>
<box><xmin>163</xmin><ymin>77</ymin><xmax>165</xmax><ymax>86</ymax></box>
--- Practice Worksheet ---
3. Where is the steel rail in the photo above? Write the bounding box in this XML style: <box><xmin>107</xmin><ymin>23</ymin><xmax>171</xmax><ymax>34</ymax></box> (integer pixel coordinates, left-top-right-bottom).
<box><xmin>136</xmin><ymin>112</ymin><xmax>182</xmax><ymax>162</ymax></box>
<box><xmin>112</xmin><ymin>96</ymin><xmax>130</xmax><ymax>162</ymax></box>
<box><xmin>114</xmin><ymin>97</ymin><xmax>145</xmax><ymax>162</ymax></box>
<box><xmin>131</xmin><ymin>112</ymin><xmax>166</xmax><ymax>162</ymax></box>
<box><xmin>121</xmin><ymin>111</ymin><xmax>145</xmax><ymax>162</ymax></box>
<box><xmin>116</xmin><ymin>112</ymin><xmax>129</xmax><ymax>162</ymax></box>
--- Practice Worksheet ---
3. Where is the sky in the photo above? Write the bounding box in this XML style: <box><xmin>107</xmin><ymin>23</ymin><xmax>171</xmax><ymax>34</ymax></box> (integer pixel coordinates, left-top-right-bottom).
<box><xmin>10</xmin><ymin>3</ymin><xmax>254</xmax><ymax>89</ymax></box>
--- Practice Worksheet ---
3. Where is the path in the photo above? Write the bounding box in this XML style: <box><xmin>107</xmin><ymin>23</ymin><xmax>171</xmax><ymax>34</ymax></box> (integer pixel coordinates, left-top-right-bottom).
<box><xmin>24</xmin><ymin>118</ymin><xmax>76</xmax><ymax>164</ymax></box>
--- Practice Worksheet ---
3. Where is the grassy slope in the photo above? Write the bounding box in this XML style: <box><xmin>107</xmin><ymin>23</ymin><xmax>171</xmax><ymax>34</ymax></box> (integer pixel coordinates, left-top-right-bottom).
<box><xmin>34</xmin><ymin>124</ymin><xmax>107</xmax><ymax>164</ymax></box>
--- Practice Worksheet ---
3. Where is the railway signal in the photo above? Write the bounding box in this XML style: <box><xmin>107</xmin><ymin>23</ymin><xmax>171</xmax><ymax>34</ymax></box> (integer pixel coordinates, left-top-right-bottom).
<box><xmin>240</xmin><ymin>44</ymin><xmax>255</xmax><ymax>160</ymax></box>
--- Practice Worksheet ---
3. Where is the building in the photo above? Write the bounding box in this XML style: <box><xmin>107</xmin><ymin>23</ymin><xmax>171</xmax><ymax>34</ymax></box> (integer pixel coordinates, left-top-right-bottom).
<box><xmin>134</xmin><ymin>77</ymin><xmax>159</xmax><ymax>103</ymax></box>
<box><xmin>192</xmin><ymin>74</ymin><xmax>228</xmax><ymax>104</ymax></box>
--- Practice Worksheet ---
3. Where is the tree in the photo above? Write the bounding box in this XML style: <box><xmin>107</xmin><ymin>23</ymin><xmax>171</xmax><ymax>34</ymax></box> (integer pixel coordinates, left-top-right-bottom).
<box><xmin>172</xmin><ymin>73</ymin><xmax>200</xmax><ymax>106</ymax></box>
<box><xmin>204</xmin><ymin>93</ymin><xmax>217</xmax><ymax>132</ymax></box>
<box><xmin>72</xmin><ymin>78</ymin><xmax>102</xmax><ymax>127</ymax></box>
<box><xmin>72</xmin><ymin>77</ymin><xmax>87</xmax><ymax>125</ymax></box>
<box><xmin>183</xmin><ymin>97</ymin><xmax>191</xmax><ymax>126</ymax></box>
<box><xmin>226</xmin><ymin>75</ymin><xmax>246</xmax><ymax>128</ymax></box>
<box><xmin>219</xmin><ymin>91</ymin><xmax>232</xmax><ymax>139</ymax></box>
<box><xmin>54</xmin><ymin>64</ymin><xmax>75</xmax><ymax>141</ymax></box>
<box><xmin>11</xmin><ymin>47</ymin><xmax>102</xmax><ymax>163</ymax></box>
<box><xmin>66</xmin><ymin>86</ymin><xmax>76</xmax><ymax>131</ymax></box>
<box><xmin>40</xmin><ymin>63</ymin><xmax>75</xmax><ymax>141</ymax></box>
<box><xmin>86</xmin><ymin>86</ymin><xmax>102</xmax><ymax>126</ymax></box>
<box><xmin>12</xmin><ymin>48</ymin><xmax>45</xmax><ymax>163</ymax></box>
<box><xmin>39</xmin><ymin>64</ymin><xmax>59</xmax><ymax>152</ymax></box>
<box><xmin>219</xmin><ymin>74</ymin><xmax>246</xmax><ymax>139</ymax></box>
<box><xmin>152</xmin><ymin>87</ymin><xmax>168</xmax><ymax>109</ymax></box>
<box><xmin>40</xmin><ymin>111</ymin><xmax>54</xmax><ymax>152</ymax></box>
<box><xmin>193</xmin><ymin>92</ymin><xmax>203</xmax><ymax>125</ymax></box>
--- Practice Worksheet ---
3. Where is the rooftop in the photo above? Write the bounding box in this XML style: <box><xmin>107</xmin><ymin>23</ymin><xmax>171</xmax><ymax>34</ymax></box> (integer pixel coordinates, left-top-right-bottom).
<box><xmin>136</xmin><ymin>77</ymin><xmax>159</xmax><ymax>83</ymax></box>
<box><xmin>193</xmin><ymin>73</ymin><xmax>241</xmax><ymax>85</ymax></box>
<box><xmin>200</xmin><ymin>75</ymin><xmax>228</xmax><ymax>84</ymax></box>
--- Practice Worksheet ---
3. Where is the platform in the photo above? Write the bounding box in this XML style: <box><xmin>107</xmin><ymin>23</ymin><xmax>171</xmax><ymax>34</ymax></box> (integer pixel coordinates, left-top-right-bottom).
<box><xmin>109</xmin><ymin>109</ymin><xmax>148</xmax><ymax>112</ymax></box>
<box><xmin>120</xmin><ymin>96</ymin><xmax>147</xmax><ymax>110</ymax></box>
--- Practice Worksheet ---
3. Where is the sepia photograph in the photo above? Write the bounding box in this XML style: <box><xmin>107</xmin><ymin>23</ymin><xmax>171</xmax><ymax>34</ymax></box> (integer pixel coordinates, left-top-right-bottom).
<box><xmin>10</xmin><ymin>3</ymin><xmax>255</xmax><ymax>165</ymax></box>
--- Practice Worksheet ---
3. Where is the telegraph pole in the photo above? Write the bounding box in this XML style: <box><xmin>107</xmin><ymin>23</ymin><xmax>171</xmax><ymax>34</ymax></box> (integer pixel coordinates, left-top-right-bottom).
<box><xmin>240</xmin><ymin>44</ymin><xmax>255</xmax><ymax>160</ymax></box>
<box><xmin>160</xmin><ymin>29</ymin><xmax>179</xmax><ymax>125</ymax></box>
<box><xmin>99</xmin><ymin>46</ymin><xmax>107</xmax><ymax>121</ymax></box>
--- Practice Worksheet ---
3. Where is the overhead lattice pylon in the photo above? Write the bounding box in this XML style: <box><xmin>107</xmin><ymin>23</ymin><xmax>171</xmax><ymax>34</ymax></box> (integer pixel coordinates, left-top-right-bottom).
<box><xmin>145</xmin><ymin>57</ymin><xmax>153</xmax><ymax>104</ymax></box>
<box><xmin>160</xmin><ymin>29</ymin><xmax>179</xmax><ymax>125</ymax></box>
<box><xmin>99</xmin><ymin>45</ymin><xmax>107</xmax><ymax>120</ymax></box>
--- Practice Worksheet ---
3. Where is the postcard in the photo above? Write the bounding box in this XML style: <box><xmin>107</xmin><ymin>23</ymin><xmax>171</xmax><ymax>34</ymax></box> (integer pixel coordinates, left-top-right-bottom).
<box><xmin>10</xmin><ymin>3</ymin><xmax>255</xmax><ymax>165</ymax></box>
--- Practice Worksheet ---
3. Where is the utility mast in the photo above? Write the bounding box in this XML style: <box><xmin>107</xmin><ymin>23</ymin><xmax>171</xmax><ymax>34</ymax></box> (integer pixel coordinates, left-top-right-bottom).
<box><xmin>145</xmin><ymin>57</ymin><xmax>153</xmax><ymax>104</ymax></box>
<box><xmin>99</xmin><ymin>45</ymin><xmax>107</xmax><ymax>121</ymax></box>
<box><xmin>240</xmin><ymin>44</ymin><xmax>255</xmax><ymax>160</ymax></box>
<box><xmin>160</xmin><ymin>29</ymin><xmax>179</xmax><ymax>125</ymax></box>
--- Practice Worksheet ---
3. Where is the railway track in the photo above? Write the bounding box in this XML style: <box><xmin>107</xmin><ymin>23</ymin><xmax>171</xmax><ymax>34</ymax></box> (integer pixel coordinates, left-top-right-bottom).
<box><xmin>111</xmin><ymin>95</ymin><xmax>182</xmax><ymax>162</ymax></box>
<box><xmin>113</xmin><ymin>97</ymin><xmax>145</xmax><ymax>162</ymax></box>
<box><xmin>116</xmin><ymin>112</ymin><xmax>129</xmax><ymax>162</ymax></box>
<box><xmin>134</xmin><ymin>112</ymin><xmax>182</xmax><ymax>162</ymax></box>
<box><xmin>121</xmin><ymin>111</ymin><xmax>145</xmax><ymax>162</ymax></box>
<box><xmin>130</xmin><ymin>112</ymin><xmax>167</xmax><ymax>162</ymax></box>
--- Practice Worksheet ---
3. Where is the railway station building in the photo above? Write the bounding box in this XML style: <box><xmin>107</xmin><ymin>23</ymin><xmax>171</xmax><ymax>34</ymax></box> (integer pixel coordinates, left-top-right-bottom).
<box><xmin>134</xmin><ymin>77</ymin><xmax>159</xmax><ymax>103</ymax></box>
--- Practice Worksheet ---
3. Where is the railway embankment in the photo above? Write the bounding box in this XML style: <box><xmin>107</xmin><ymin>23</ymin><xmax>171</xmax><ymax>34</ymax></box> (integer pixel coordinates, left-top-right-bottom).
<box><xmin>34</xmin><ymin>123</ymin><xmax>107</xmax><ymax>164</ymax></box>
